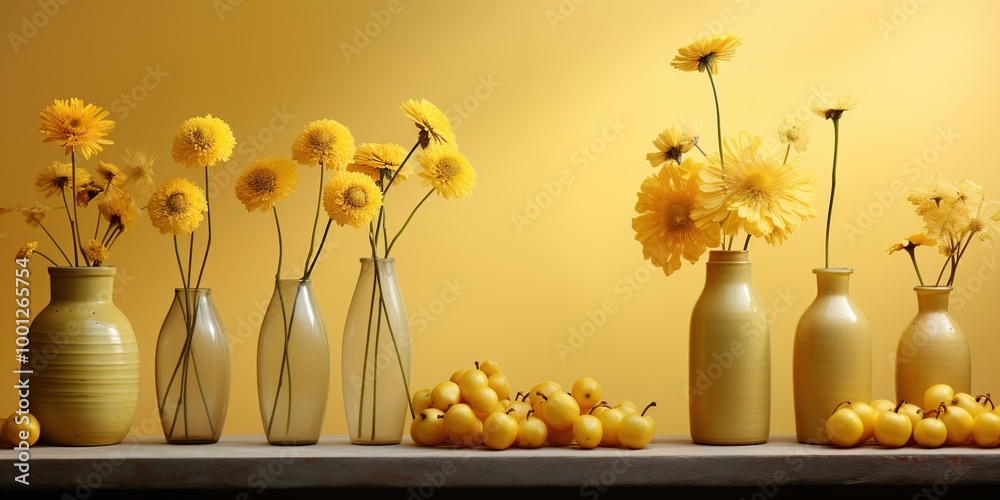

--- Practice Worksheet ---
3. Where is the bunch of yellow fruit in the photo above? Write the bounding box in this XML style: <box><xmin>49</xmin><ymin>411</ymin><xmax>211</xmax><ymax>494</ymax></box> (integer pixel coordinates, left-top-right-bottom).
<box><xmin>825</xmin><ymin>384</ymin><xmax>1000</xmax><ymax>448</ymax></box>
<box><xmin>408</xmin><ymin>360</ymin><xmax>656</xmax><ymax>450</ymax></box>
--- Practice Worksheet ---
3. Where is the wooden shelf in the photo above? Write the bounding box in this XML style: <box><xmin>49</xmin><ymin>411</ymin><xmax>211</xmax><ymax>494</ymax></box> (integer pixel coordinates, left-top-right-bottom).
<box><xmin>3</xmin><ymin>435</ymin><xmax>999</xmax><ymax>494</ymax></box>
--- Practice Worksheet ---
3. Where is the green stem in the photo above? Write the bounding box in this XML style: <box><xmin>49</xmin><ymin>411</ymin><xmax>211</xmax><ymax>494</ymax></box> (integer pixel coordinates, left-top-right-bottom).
<box><xmin>38</xmin><ymin>222</ymin><xmax>72</xmax><ymax>265</ymax></box>
<box><xmin>194</xmin><ymin>167</ymin><xmax>212</xmax><ymax>289</ymax></box>
<box><xmin>382</xmin><ymin>141</ymin><xmax>420</xmax><ymax>196</ymax></box>
<box><xmin>356</xmin><ymin>265</ymin><xmax>378</xmax><ymax>440</ymax></box>
<box><xmin>302</xmin><ymin>164</ymin><xmax>326</xmax><ymax>277</ymax></box>
<box><xmin>907</xmin><ymin>248</ymin><xmax>925</xmax><ymax>286</ymax></box>
<box><xmin>706</xmin><ymin>70</ymin><xmax>725</xmax><ymax>173</ymax></box>
<box><xmin>386</xmin><ymin>189</ymin><xmax>434</xmax><ymax>256</ymax></box>
<box><xmin>783</xmin><ymin>143</ymin><xmax>791</xmax><ymax>165</ymax></box>
<box><xmin>825</xmin><ymin>118</ymin><xmax>841</xmax><ymax>269</ymax></box>
<box><xmin>694</xmin><ymin>143</ymin><xmax>708</xmax><ymax>158</ymax></box>
<box><xmin>947</xmin><ymin>231</ymin><xmax>976</xmax><ymax>286</ymax></box>
<box><xmin>373</xmin><ymin>267</ymin><xmax>414</xmax><ymax>420</ymax></box>
<box><xmin>742</xmin><ymin>233</ymin><xmax>751</xmax><ymax>252</ymax></box>
<box><xmin>70</xmin><ymin>150</ymin><xmax>80</xmax><ymax>266</ymax></box>
<box><xmin>304</xmin><ymin>219</ymin><xmax>333</xmax><ymax>280</ymax></box>
<box><xmin>32</xmin><ymin>251</ymin><xmax>59</xmax><ymax>267</ymax></box>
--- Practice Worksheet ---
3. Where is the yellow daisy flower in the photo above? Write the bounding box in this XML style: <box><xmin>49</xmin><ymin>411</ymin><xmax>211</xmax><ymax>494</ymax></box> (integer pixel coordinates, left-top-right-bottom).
<box><xmin>632</xmin><ymin>159</ymin><xmax>722</xmax><ymax>277</ymax></box>
<box><xmin>35</xmin><ymin>161</ymin><xmax>92</xmax><ymax>198</ymax></box>
<box><xmin>693</xmin><ymin>131</ymin><xmax>818</xmax><ymax>243</ymax></box>
<box><xmin>121</xmin><ymin>149</ymin><xmax>157</xmax><ymax>201</ymax></box>
<box><xmin>670</xmin><ymin>33</ymin><xmax>742</xmax><ymax>74</ymax></box>
<box><xmin>18</xmin><ymin>205</ymin><xmax>54</xmax><ymax>228</ymax></box>
<box><xmin>646</xmin><ymin>125</ymin><xmax>693</xmax><ymax>167</ymax></box>
<box><xmin>809</xmin><ymin>92</ymin><xmax>859</xmax><ymax>120</ymax></box>
<box><xmin>83</xmin><ymin>238</ymin><xmax>108</xmax><ymax>265</ymax></box>
<box><xmin>777</xmin><ymin>115</ymin><xmax>810</xmax><ymax>153</ymax></box>
<box><xmin>16</xmin><ymin>241</ymin><xmax>38</xmax><ymax>260</ymax></box>
<box><xmin>171</xmin><ymin>114</ymin><xmax>236</xmax><ymax>168</ymax></box>
<box><xmin>99</xmin><ymin>194</ymin><xmax>138</xmax><ymax>232</ymax></box>
<box><xmin>39</xmin><ymin>98</ymin><xmax>115</xmax><ymax>159</ymax></box>
<box><xmin>400</xmin><ymin>99</ymin><xmax>457</xmax><ymax>148</ymax></box>
<box><xmin>234</xmin><ymin>157</ymin><xmax>299</xmax><ymax>213</ymax></box>
<box><xmin>147</xmin><ymin>177</ymin><xmax>208</xmax><ymax>235</ymax></box>
<box><xmin>417</xmin><ymin>146</ymin><xmax>476</xmax><ymax>199</ymax></box>
<box><xmin>887</xmin><ymin>233</ymin><xmax>936</xmax><ymax>255</ymax></box>
<box><xmin>908</xmin><ymin>172</ymin><xmax>983</xmax><ymax>243</ymax></box>
<box><xmin>322</xmin><ymin>171</ymin><xmax>383</xmax><ymax>228</ymax></box>
<box><xmin>347</xmin><ymin>143</ymin><xmax>412</xmax><ymax>186</ymax></box>
<box><xmin>290</xmin><ymin>119</ymin><xmax>356</xmax><ymax>169</ymax></box>
<box><xmin>95</xmin><ymin>161</ymin><xmax>127</xmax><ymax>191</ymax></box>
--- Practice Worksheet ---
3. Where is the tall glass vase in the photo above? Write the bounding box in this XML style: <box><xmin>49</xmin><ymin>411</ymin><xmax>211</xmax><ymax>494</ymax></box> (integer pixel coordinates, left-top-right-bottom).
<box><xmin>895</xmin><ymin>286</ymin><xmax>970</xmax><ymax>406</ymax></box>
<box><xmin>29</xmin><ymin>266</ymin><xmax>140</xmax><ymax>446</ymax></box>
<box><xmin>257</xmin><ymin>279</ymin><xmax>330</xmax><ymax>445</ymax></box>
<box><xmin>792</xmin><ymin>268</ymin><xmax>871</xmax><ymax>445</ymax></box>
<box><xmin>155</xmin><ymin>287</ymin><xmax>231</xmax><ymax>444</ymax></box>
<box><xmin>342</xmin><ymin>257</ymin><xmax>413</xmax><ymax>445</ymax></box>
<box><xmin>689</xmin><ymin>250</ymin><xmax>770</xmax><ymax>445</ymax></box>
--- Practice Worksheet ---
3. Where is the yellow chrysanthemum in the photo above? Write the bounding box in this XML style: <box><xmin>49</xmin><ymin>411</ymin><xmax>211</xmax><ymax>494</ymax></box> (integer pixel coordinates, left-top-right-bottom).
<box><xmin>417</xmin><ymin>147</ymin><xmax>476</xmax><ymax>199</ymax></box>
<box><xmin>147</xmin><ymin>178</ymin><xmax>208</xmax><ymax>235</ymax></box>
<box><xmin>290</xmin><ymin>119</ymin><xmax>356</xmax><ymax>169</ymax></box>
<box><xmin>39</xmin><ymin>98</ymin><xmax>115</xmax><ymax>159</ymax></box>
<box><xmin>646</xmin><ymin>125</ymin><xmax>693</xmax><ymax>167</ymax></box>
<box><xmin>670</xmin><ymin>33</ymin><xmax>742</xmax><ymax>74</ymax></box>
<box><xmin>171</xmin><ymin>114</ymin><xmax>236</xmax><ymax>168</ymax></box>
<box><xmin>347</xmin><ymin>143</ymin><xmax>412</xmax><ymax>186</ymax></box>
<box><xmin>632</xmin><ymin>159</ymin><xmax>722</xmax><ymax>277</ymax></box>
<box><xmin>35</xmin><ymin>161</ymin><xmax>92</xmax><ymax>198</ymax></box>
<box><xmin>95</xmin><ymin>161</ymin><xmax>127</xmax><ymax>192</ymax></box>
<box><xmin>16</xmin><ymin>241</ymin><xmax>38</xmax><ymax>260</ymax></box>
<box><xmin>83</xmin><ymin>239</ymin><xmax>108</xmax><ymax>265</ymax></box>
<box><xmin>235</xmin><ymin>157</ymin><xmax>299</xmax><ymax>213</ymax></box>
<box><xmin>121</xmin><ymin>149</ymin><xmax>157</xmax><ymax>201</ymax></box>
<box><xmin>777</xmin><ymin>115</ymin><xmax>810</xmax><ymax>153</ymax></box>
<box><xmin>887</xmin><ymin>233</ymin><xmax>937</xmax><ymax>255</ymax></box>
<box><xmin>693</xmin><ymin>131</ymin><xmax>818</xmax><ymax>245</ymax></box>
<box><xmin>99</xmin><ymin>194</ymin><xmax>138</xmax><ymax>232</ymax></box>
<box><xmin>400</xmin><ymin>99</ymin><xmax>457</xmax><ymax>148</ymax></box>
<box><xmin>907</xmin><ymin>172</ymin><xmax>984</xmax><ymax>244</ymax></box>
<box><xmin>322</xmin><ymin>171</ymin><xmax>383</xmax><ymax>228</ymax></box>
<box><xmin>17</xmin><ymin>205</ymin><xmax>54</xmax><ymax>228</ymax></box>
<box><xmin>809</xmin><ymin>92</ymin><xmax>859</xmax><ymax>120</ymax></box>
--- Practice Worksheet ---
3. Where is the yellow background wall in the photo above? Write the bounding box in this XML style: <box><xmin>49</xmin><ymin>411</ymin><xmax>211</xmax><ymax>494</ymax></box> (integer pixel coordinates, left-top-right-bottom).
<box><xmin>2</xmin><ymin>0</ymin><xmax>998</xmax><ymax>440</ymax></box>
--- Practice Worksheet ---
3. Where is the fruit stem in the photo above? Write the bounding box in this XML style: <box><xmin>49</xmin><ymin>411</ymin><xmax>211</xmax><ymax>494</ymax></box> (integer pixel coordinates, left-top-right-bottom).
<box><xmin>640</xmin><ymin>401</ymin><xmax>657</xmax><ymax>417</ymax></box>
<box><xmin>976</xmin><ymin>393</ymin><xmax>994</xmax><ymax>410</ymax></box>
<box><xmin>894</xmin><ymin>400</ymin><xmax>906</xmax><ymax>413</ymax></box>
<box><xmin>514</xmin><ymin>391</ymin><xmax>524</xmax><ymax>402</ymax></box>
<box><xmin>475</xmin><ymin>361</ymin><xmax>480</xmax><ymax>370</ymax></box>
<box><xmin>832</xmin><ymin>401</ymin><xmax>852</xmax><ymax>414</ymax></box>
<box><xmin>535</xmin><ymin>391</ymin><xmax>548</xmax><ymax>401</ymax></box>
<box><xmin>506</xmin><ymin>407</ymin><xmax>516</xmax><ymax>416</ymax></box>
<box><xmin>526</xmin><ymin>409</ymin><xmax>534</xmax><ymax>419</ymax></box>
<box><xmin>937</xmin><ymin>403</ymin><xmax>947</xmax><ymax>416</ymax></box>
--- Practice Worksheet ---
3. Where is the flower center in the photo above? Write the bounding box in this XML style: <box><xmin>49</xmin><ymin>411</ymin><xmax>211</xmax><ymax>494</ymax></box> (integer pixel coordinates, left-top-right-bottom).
<box><xmin>310</xmin><ymin>131</ymin><xmax>334</xmax><ymax>151</ymax></box>
<box><xmin>344</xmin><ymin>186</ymin><xmax>367</xmax><ymax>208</ymax></box>
<box><xmin>166</xmin><ymin>193</ymin><xmax>189</xmax><ymax>214</ymax></box>
<box><xmin>192</xmin><ymin>128</ymin><xmax>213</xmax><ymax>151</ymax></box>
<box><xmin>438</xmin><ymin>159</ymin><xmax>460</xmax><ymax>180</ymax></box>
<box><xmin>249</xmin><ymin>170</ymin><xmax>277</xmax><ymax>194</ymax></box>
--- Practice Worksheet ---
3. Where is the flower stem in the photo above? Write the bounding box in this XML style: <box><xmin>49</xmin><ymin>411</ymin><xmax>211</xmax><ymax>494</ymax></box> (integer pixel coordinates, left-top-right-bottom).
<box><xmin>373</xmin><ymin>267</ymin><xmax>414</xmax><ymax>420</ymax></box>
<box><xmin>386</xmin><ymin>189</ymin><xmax>434</xmax><ymax>256</ymax></box>
<box><xmin>38</xmin><ymin>222</ymin><xmax>72</xmax><ymax>265</ymax></box>
<box><xmin>824</xmin><ymin>117</ymin><xmax>841</xmax><ymax>269</ymax></box>
<box><xmin>302</xmin><ymin>164</ymin><xmax>326</xmax><ymax>278</ymax></box>
<box><xmin>742</xmin><ymin>233</ymin><xmax>751</xmax><ymax>252</ymax></box>
<box><xmin>783</xmin><ymin>143</ymin><xmax>791</xmax><ymax>165</ymax></box>
<box><xmin>195</xmin><ymin>167</ymin><xmax>212</xmax><ymax>289</ymax></box>
<box><xmin>706</xmin><ymin>70</ymin><xmax>725</xmax><ymax>173</ymax></box>
<box><xmin>304</xmin><ymin>219</ymin><xmax>333</xmax><ymax>280</ymax></box>
<box><xmin>70</xmin><ymin>150</ymin><xmax>80</xmax><ymax>266</ymax></box>
<box><xmin>906</xmin><ymin>248</ymin><xmax>925</xmax><ymax>286</ymax></box>
<box><xmin>382</xmin><ymin>141</ymin><xmax>420</xmax><ymax>196</ymax></box>
<box><xmin>356</xmin><ymin>265</ymin><xmax>379</xmax><ymax>440</ymax></box>
<box><xmin>32</xmin><ymin>250</ymin><xmax>59</xmax><ymax>267</ymax></box>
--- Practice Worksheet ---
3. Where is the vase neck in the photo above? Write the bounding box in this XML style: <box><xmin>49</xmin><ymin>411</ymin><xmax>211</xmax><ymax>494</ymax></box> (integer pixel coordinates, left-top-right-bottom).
<box><xmin>915</xmin><ymin>286</ymin><xmax>952</xmax><ymax>312</ymax></box>
<box><xmin>705</xmin><ymin>250</ymin><xmax>752</xmax><ymax>284</ymax></box>
<box><xmin>813</xmin><ymin>268</ymin><xmax>853</xmax><ymax>296</ymax></box>
<box><xmin>275</xmin><ymin>279</ymin><xmax>310</xmax><ymax>296</ymax></box>
<box><xmin>48</xmin><ymin>267</ymin><xmax>116</xmax><ymax>303</ymax></box>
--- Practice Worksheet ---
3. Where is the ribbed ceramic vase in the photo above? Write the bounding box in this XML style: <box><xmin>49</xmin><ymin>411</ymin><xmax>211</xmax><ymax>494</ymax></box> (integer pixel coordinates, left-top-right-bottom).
<box><xmin>28</xmin><ymin>267</ymin><xmax>140</xmax><ymax>446</ymax></box>
<box><xmin>895</xmin><ymin>286</ymin><xmax>970</xmax><ymax>406</ymax></box>
<box><xmin>155</xmin><ymin>288</ymin><xmax>231</xmax><ymax>444</ymax></box>
<box><xmin>689</xmin><ymin>250</ymin><xmax>770</xmax><ymax>445</ymax></box>
<box><xmin>257</xmin><ymin>279</ymin><xmax>330</xmax><ymax>445</ymax></box>
<box><xmin>792</xmin><ymin>268</ymin><xmax>872</xmax><ymax>445</ymax></box>
<box><xmin>342</xmin><ymin>258</ymin><xmax>413</xmax><ymax>445</ymax></box>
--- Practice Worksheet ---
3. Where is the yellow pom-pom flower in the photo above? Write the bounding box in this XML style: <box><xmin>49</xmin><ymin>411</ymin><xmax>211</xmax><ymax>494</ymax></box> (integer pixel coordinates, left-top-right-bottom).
<box><xmin>400</xmin><ymin>99</ymin><xmax>456</xmax><ymax>148</ymax></box>
<box><xmin>171</xmin><ymin>114</ymin><xmax>236</xmax><ymax>168</ymax></box>
<box><xmin>16</xmin><ymin>242</ymin><xmax>38</xmax><ymax>260</ymax></box>
<box><xmin>417</xmin><ymin>147</ymin><xmax>476</xmax><ymax>199</ymax></box>
<box><xmin>235</xmin><ymin>157</ymin><xmax>299</xmax><ymax>213</ymax></box>
<box><xmin>99</xmin><ymin>194</ymin><xmax>138</xmax><ymax>232</ymax></box>
<box><xmin>347</xmin><ymin>143</ymin><xmax>412</xmax><ymax>186</ymax></box>
<box><xmin>83</xmin><ymin>239</ymin><xmax>109</xmax><ymax>265</ymax></box>
<box><xmin>323</xmin><ymin>171</ymin><xmax>383</xmax><ymax>228</ymax></box>
<box><xmin>39</xmin><ymin>98</ymin><xmax>115</xmax><ymax>159</ymax></box>
<box><xmin>290</xmin><ymin>119</ymin><xmax>356</xmax><ymax>169</ymax></box>
<box><xmin>147</xmin><ymin>178</ymin><xmax>208</xmax><ymax>235</ymax></box>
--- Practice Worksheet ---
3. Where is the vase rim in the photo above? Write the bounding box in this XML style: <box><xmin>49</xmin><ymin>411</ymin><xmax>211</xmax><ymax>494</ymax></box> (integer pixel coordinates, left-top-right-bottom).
<box><xmin>812</xmin><ymin>267</ymin><xmax>854</xmax><ymax>274</ymax></box>
<box><xmin>48</xmin><ymin>266</ymin><xmax>117</xmax><ymax>277</ymax></box>
<box><xmin>359</xmin><ymin>257</ymin><xmax>395</xmax><ymax>262</ymax></box>
<box><xmin>275</xmin><ymin>277</ymin><xmax>310</xmax><ymax>283</ymax></box>
<box><xmin>914</xmin><ymin>285</ymin><xmax>953</xmax><ymax>291</ymax></box>
<box><xmin>173</xmin><ymin>287</ymin><xmax>212</xmax><ymax>293</ymax></box>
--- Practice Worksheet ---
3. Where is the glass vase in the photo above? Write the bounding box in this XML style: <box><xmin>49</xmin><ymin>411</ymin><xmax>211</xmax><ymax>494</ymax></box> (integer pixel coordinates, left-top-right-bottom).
<box><xmin>155</xmin><ymin>287</ymin><xmax>231</xmax><ymax>444</ymax></box>
<box><xmin>342</xmin><ymin>257</ymin><xmax>413</xmax><ymax>445</ymax></box>
<box><xmin>688</xmin><ymin>250</ymin><xmax>770</xmax><ymax>445</ymax></box>
<box><xmin>257</xmin><ymin>279</ymin><xmax>330</xmax><ymax>445</ymax></box>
